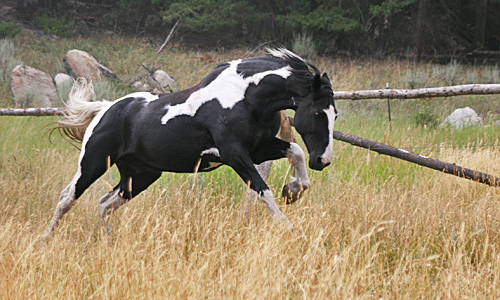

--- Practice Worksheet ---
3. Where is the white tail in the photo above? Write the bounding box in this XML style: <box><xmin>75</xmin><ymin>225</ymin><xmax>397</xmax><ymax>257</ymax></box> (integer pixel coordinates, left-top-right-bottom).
<box><xmin>56</xmin><ymin>78</ymin><xmax>111</xmax><ymax>142</ymax></box>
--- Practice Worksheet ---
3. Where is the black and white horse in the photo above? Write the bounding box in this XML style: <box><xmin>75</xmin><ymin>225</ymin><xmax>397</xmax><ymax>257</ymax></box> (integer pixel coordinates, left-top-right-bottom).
<box><xmin>43</xmin><ymin>48</ymin><xmax>337</xmax><ymax>237</ymax></box>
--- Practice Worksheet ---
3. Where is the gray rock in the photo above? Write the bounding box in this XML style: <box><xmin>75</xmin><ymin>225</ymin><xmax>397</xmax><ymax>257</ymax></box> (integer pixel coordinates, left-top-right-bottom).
<box><xmin>131</xmin><ymin>81</ymin><xmax>151</xmax><ymax>92</ymax></box>
<box><xmin>131</xmin><ymin>69</ymin><xmax>177</xmax><ymax>93</ymax></box>
<box><xmin>54</xmin><ymin>73</ymin><xmax>73</xmax><ymax>90</ymax></box>
<box><xmin>10</xmin><ymin>65</ymin><xmax>56</xmax><ymax>107</ymax></box>
<box><xmin>63</xmin><ymin>49</ymin><xmax>118</xmax><ymax>82</ymax></box>
<box><xmin>441</xmin><ymin>107</ymin><xmax>483</xmax><ymax>129</ymax></box>
<box><xmin>495</xmin><ymin>120</ymin><xmax>500</xmax><ymax>127</ymax></box>
<box><xmin>152</xmin><ymin>70</ymin><xmax>177</xmax><ymax>92</ymax></box>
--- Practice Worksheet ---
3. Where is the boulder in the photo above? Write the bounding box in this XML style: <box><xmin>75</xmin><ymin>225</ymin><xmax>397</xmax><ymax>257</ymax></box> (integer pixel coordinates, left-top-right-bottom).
<box><xmin>131</xmin><ymin>81</ymin><xmax>151</xmax><ymax>92</ymax></box>
<box><xmin>152</xmin><ymin>70</ymin><xmax>177</xmax><ymax>92</ymax></box>
<box><xmin>130</xmin><ymin>69</ymin><xmax>177</xmax><ymax>93</ymax></box>
<box><xmin>10</xmin><ymin>65</ymin><xmax>56</xmax><ymax>107</ymax></box>
<box><xmin>441</xmin><ymin>107</ymin><xmax>483</xmax><ymax>129</ymax></box>
<box><xmin>54</xmin><ymin>73</ymin><xmax>73</xmax><ymax>90</ymax></box>
<box><xmin>63</xmin><ymin>49</ymin><xmax>118</xmax><ymax>82</ymax></box>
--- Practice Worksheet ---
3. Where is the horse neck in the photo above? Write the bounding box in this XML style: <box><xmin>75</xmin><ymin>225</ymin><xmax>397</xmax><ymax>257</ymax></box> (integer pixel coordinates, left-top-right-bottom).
<box><xmin>255</xmin><ymin>74</ymin><xmax>310</xmax><ymax>118</ymax></box>
<box><xmin>253</xmin><ymin>90</ymin><xmax>299</xmax><ymax>120</ymax></box>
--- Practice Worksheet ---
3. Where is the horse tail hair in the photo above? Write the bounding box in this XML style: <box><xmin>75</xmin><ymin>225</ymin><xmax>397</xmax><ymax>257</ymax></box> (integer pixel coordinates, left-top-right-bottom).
<box><xmin>55</xmin><ymin>78</ymin><xmax>111</xmax><ymax>143</ymax></box>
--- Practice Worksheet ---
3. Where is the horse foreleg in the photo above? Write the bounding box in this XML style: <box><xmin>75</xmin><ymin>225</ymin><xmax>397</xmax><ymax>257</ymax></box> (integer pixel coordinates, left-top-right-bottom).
<box><xmin>282</xmin><ymin>142</ymin><xmax>311</xmax><ymax>204</ymax></box>
<box><xmin>216</xmin><ymin>140</ymin><xmax>291</xmax><ymax>227</ymax></box>
<box><xmin>242</xmin><ymin>160</ymin><xmax>273</xmax><ymax>216</ymax></box>
<box><xmin>249</xmin><ymin>138</ymin><xmax>311</xmax><ymax>205</ymax></box>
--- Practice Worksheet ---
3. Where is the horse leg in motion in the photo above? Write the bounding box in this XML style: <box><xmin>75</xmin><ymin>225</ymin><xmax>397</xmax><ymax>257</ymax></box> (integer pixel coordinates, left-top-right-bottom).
<box><xmin>99</xmin><ymin>160</ymin><xmax>161</xmax><ymax>236</ymax></box>
<box><xmin>43</xmin><ymin>132</ymin><xmax>162</xmax><ymax>238</ymax></box>
<box><xmin>243</xmin><ymin>141</ymin><xmax>310</xmax><ymax>215</ymax></box>
<box><xmin>43</xmin><ymin>139</ymin><xmax>114</xmax><ymax>238</ymax></box>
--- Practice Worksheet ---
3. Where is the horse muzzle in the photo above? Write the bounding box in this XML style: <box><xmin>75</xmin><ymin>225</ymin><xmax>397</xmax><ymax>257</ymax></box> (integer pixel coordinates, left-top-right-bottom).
<box><xmin>309</xmin><ymin>155</ymin><xmax>331</xmax><ymax>171</ymax></box>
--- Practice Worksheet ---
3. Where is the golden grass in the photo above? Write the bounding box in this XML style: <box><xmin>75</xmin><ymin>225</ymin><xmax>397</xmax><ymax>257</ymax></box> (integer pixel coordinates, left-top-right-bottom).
<box><xmin>1</xmin><ymin>125</ymin><xmax>500</xmax><ymax>298</ymax></box>
<box><xmin>2</xmin><ymin>34</ymin><xmax>500</xmax><ymax>298</ymax></box>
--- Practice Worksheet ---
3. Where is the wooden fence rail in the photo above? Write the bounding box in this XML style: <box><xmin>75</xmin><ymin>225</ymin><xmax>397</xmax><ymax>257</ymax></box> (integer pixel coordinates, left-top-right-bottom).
<box><xmin>0</xmin><ymin>107</ymin><xmax>64</xmax><ymax>116</ymax></box>
<box><xmin>2</xmin><ymin>84</ymin><xmax>500</xmax><ymax>117</ymax></box>
<box><xmin>334</xmin><ymin>83</ymin><xmax>500</xmax><ymax>100</ymax></box>
<box><xmin>2</xmin><ymin>84</ymin><xmax>500</xmax><ymax>189</ymax></box>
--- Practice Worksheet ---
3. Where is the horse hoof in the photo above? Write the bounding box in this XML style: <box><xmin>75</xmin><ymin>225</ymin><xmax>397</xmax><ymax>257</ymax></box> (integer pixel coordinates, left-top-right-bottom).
<box><xmin>281</xmin><ymin>182</ymin><xmax>308</xmax><ymax>205</ymax></box>
<box><xmin>40</xmin><ymin>231</ymin><xmax>52</xmax><ymax>241</ymax></box>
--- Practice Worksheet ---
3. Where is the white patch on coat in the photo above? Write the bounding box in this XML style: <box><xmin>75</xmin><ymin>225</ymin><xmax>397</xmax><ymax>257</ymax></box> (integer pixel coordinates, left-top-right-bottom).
<box><xmin>287</xmin><ymin>143</ymin><xmax>311</xmax><ymax>187</ymax></box>
<box><xmin>320</xmin><ymin>105</ymin><xmax>337</xmax><ymax>165</ymax></box>
<box><xmin>200</xmin><ymin>147</ymin><xmax>220</xmax><ymax>157</ymax></box>
<box><xmin>161</xmin><ymin>59</ymin><xmax>292</xmax><ymax>124</ymax></box>
<box><xmin>113</xmin><ymin>92</ymin><xmax>158</xmax><ymax>103</ymax></box>
<box><xmin>398</xmin><ymin>149</ymin><xmax>409</xmax><ymax>154</ymax></box>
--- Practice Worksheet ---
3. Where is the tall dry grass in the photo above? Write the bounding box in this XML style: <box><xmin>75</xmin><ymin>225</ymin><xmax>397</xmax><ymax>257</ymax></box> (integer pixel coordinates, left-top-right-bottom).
<box><xmin>1</xmin><ymin>34</ymin><xmax>500</xmax><ymax>298</ymax></box>
<box><xmin>1</xmin><ymin>116</ymin><xmax>500</xmax><ymax>299</ymax></box>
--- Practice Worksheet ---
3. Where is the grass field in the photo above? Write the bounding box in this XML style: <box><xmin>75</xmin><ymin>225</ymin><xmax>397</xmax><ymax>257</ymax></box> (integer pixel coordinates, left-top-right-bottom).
<box><xmin>1</xmin><ymin>34</ymin><xmax>500</xmax><ymax>298</ymax></box>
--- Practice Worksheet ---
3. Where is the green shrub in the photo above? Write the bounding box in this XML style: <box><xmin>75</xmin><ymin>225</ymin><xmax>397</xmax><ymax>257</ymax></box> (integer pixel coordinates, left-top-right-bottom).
<box><xmin>0</xmin><ymin>22</ymin><xmax>22</xmax><ymax>39</ymax></box>
<box><xmin>414</xmin><ymin>108</ymin><xmax>439</xmax><ymax>129</ymax></box>
<box><xmin>431</xmin><ymin>60</ymin><xmax>462</xmax><ymax>85</ymax></box>
<box><xmin>0</xmin><ymin>39</ymin><xmax>23</xmax><ymax>83</ymax></box>
<box><xmin>292</xmin><ymin>32</ymin><xmax>317</xmax><ymax>59</ymax></box>
<box><xmin>36</xmin><ymin>14</ymin><xmax>75</xmax><ymax>37</ymax></box>
<box><xmin>404</xmin><ymin>70</ymin><xmax>426</xmax><ymax>89</ymax></box>
<box><xmin>94</xmin><ymin>80</ymin><xmax>122</xmax><ymax>101</ymax></box>
<box><xmin>480</xmin><ymin>65</ymin><xmax>500</xmax><ymax>84</ymax></box>
<box><xmin>54</xmin><ymin>80</ymin><xmax>74</xmax><ymax>107</ymax></box>
<box><xmin>14</xmin><ymin>86</ymin><xmax>51</xmax><ymax>108</ymax></box>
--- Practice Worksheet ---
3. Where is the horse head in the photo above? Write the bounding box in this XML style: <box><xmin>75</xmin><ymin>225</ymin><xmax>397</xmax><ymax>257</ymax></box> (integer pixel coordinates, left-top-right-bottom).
<box><xmin>293</xmin><ymin>73</ymin><xmax>337</xmax><ymax>171</ymax></box>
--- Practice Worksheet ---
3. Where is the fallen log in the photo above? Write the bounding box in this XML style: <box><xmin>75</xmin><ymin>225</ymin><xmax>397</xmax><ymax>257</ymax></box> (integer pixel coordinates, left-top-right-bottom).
<box><xmin>0</xmin><ymin>108</ymin><xmax>64</xmax><ymax>116</ymax></box>
<box><xmin>287</xmin><ymin>116</ymin><xmax>500</xmax><ymax>187</ymax></box>
<box><xmin>335</xmin><ymin>84</ymin><xmax>500</xmax><ymax>100</ymax></box>
<box><xmin>333</xmin><ymin>130</ymin><xmax>500</xmax><ymax>187</ymax></box>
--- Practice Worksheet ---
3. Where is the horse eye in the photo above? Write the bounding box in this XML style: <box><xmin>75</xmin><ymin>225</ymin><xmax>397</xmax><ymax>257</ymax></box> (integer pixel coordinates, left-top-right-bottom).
<box><xmin>315</xmin><ymin>112</ymin><xmax>325</xmax><ymax>118</ymax></box>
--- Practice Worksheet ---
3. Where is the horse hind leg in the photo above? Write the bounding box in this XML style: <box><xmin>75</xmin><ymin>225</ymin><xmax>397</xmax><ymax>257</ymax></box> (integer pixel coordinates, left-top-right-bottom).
<box><xmin>42</xmin><ymin>147</ymin><xmax>115</xmax><ymax>239</ymax></box>
<box><xmin>42</xmin><ymin>178</ymin><xmax>79</xmax><ymax>239</ymax></box>
<box><xmin>99</xmin><ymin>165</ymin><xmax>161</xmax><ymax>237</ymax></box>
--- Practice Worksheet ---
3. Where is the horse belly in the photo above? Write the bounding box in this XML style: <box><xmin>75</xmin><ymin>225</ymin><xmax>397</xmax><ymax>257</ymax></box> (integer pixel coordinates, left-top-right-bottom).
<box><xmin>129</xmin><ymin>122</ymin><xmax>220</xmax><ymax>173</ymax></box>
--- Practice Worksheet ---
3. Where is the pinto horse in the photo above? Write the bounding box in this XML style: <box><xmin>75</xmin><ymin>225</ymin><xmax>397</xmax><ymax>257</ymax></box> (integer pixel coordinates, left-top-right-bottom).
<box><xmin>43</xmin><ymin>49</ymin><xmax>337</xmax><ymax>237</ymax></box>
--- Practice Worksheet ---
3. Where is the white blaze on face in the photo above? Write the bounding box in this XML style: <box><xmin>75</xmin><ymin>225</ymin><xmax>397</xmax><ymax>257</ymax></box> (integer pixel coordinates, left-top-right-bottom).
<box><xmin>161</xmin><ymin>60</ymin><xmax>292</xmax><ymax>125</ymax></box>
<box><xmin>320</xmin><ymin>105</ymin><xmax>337</xmax><ymax>165</ymax></box>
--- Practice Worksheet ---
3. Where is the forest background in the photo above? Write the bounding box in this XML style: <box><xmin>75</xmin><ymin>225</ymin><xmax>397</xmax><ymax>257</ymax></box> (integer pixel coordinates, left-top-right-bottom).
<box><xmin>5</xmin><ymin>0</ymin><xmax>499</xmax><ymax>59</ymax></box>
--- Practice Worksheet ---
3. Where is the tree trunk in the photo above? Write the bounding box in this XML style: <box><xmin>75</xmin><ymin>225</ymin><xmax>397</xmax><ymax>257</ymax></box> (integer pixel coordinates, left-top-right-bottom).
<box><xmin>413</xmin><ymin>0</ymin><xmax>427</xmax><ymax>58</ymax></box>
<box><xmin>474</xmin><ymin>0</ymin><xmax>488</xmax><ymax>49</ymax></box>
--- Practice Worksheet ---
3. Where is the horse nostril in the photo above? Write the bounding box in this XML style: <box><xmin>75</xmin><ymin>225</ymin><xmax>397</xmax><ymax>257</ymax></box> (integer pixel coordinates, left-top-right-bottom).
<box><xmin>317</xmin><ymin>157</ymin><xmax>323</xmax><ymax>166</ymax></box>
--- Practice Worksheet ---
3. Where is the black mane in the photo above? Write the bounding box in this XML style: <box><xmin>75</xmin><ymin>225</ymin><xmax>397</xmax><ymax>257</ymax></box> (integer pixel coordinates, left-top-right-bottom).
<box><xmin>222</xmin><ymin>48</ymin><xmax>321</xmax><ymax>96</ymax></box>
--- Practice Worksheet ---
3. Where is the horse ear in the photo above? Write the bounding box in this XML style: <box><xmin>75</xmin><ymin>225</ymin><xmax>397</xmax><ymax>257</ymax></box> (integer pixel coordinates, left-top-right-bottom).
<box><xmin>322</xmin><ymin>73</ymin><xmax>329</xmax><ymax>81</ymax></box>
<box><xmin>312</xmin><ymin>74</ymin><xmax>321</xmax><ymax>92</ymax></box>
